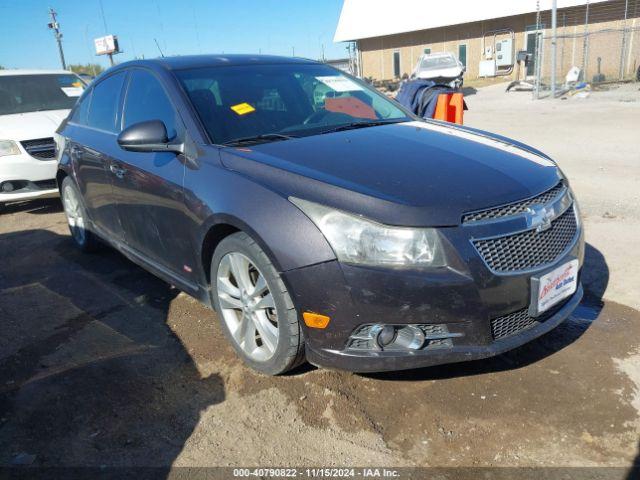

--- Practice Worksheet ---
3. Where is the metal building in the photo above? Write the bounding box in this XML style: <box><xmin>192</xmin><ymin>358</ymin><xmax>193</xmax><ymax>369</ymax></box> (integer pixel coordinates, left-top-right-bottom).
<box><xmin>335</xmin><ymin>0</ymin><xmax>640</xmax><ymax>85</ymax></box>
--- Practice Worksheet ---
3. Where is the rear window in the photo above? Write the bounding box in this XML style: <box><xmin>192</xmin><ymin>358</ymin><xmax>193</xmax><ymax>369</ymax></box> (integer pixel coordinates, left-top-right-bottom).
<box><xmin>419</xmin><ymin>55</ymin><xmax>458</xmax><ymax>70</ymax></box>
<box><xmin>0</xmin><ymin>74</ymin><xmax>85</xmax><ymax>115</ymax></box>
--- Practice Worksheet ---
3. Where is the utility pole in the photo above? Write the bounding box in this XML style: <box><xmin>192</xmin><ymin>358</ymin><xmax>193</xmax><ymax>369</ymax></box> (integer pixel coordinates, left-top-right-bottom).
<box><xmin>551</xmin><ymin>0</ymin><xmax>558</xmax><ymax>97</ymax></box>
<box><xmin>533</xmin><ymin>0</ymin><xmax>541</xmax><ymax>99</ymax></box>
<box><xmin>582</xmin><ymin>0</ymin><xmax>591</xmax><ymax>81</ymax></box>
<box><xmin>619</xmin><ymin>0</ymin><xmax>629</xmax><ymax>80</ymax></box>
<box><xmin>48</xmin><ymin>8</ymin><xmax>67</xmax><ymax>70</ymax></box>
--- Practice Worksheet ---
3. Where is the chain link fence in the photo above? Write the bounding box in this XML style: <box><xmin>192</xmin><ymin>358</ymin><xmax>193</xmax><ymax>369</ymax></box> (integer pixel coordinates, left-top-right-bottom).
<box><xmin>533</xmin><ymin>0</ymin><xmax>640</xmax><ymax>98</ymax></box>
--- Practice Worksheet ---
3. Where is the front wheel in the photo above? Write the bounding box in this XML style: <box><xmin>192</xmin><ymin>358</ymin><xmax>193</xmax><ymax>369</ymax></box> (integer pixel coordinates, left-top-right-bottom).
<box><xmin>211</xmin><ymin>232</ymin><xmax>305</xmax><ymax>375</ymax></box>
<box><xmin>61</xmin><ymin>176</ymin><xmax>99</xmax><ymax>252</ymax></box>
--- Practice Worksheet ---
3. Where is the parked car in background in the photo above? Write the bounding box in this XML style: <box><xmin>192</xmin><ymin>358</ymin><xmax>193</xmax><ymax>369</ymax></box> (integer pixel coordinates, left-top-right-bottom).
<box><xmin>0</xmin><ymin>69</ymin><xmax>85</xmax><ymax>207</ymax></box>
<box><xmin>412</xmin><ymin>52</ymin><xmax>465</xmax><ymax>88</ymax></box>
<box><xmin>57</xmin><ymin>55</ymin><xmax>583</xmax><ymax>375</ymax></box>
<box><xmin>77</xmin><ymin>73</ymin><xmax>95</xmax><ymax>84</ymax></box>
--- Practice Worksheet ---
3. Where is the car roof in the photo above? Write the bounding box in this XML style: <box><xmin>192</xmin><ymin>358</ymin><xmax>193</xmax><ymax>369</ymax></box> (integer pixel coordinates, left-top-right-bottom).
<box><xmin>422</xmin><ymin>53</ymin><xmax>455</xmax><ymax>59</ymax></box>
<box><xmin>115</xmin><ymin>54</ymin><xmax>319</xmax><ymax>72</ymax></box>
<box><xmin>0</xmin><ymin>69</ymin><xmax>76</xmax><ymax>76</ymax></box>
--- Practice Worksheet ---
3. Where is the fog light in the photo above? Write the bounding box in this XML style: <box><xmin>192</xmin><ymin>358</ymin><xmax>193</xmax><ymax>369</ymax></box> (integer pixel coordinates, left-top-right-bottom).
<box><xmin>1</xmin><ymin>182</ymin><xmax>14</xmax><ymax>192</ymax></box>
<box><xmin>375</xmin><ymin>325</ymin><xmax>397</xmax><ymax>347</ymax></box>
<box><xmin>393</xmin><ymin>325</ymin><xmax>425</xmax><ymax>350</ymax></box>
<box><xmin>347</xmin><ymin>323</ymin><xmax>459</xmax><ymax>352</ymax></box>
<box><xmin>372</xmin><ymin>324</ymin><xmax>425</xmax><ymax>350</ymax></box>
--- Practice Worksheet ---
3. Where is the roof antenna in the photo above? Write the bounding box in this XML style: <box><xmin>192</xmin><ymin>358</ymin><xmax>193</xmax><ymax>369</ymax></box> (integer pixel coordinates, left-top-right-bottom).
<box><xmin>154</xmin><ymin>38</ymin><xmax>165</xmax><ymax>57</ymax></box>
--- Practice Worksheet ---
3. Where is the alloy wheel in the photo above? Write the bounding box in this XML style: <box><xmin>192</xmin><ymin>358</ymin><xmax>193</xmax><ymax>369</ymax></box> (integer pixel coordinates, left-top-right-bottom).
<box><xmin>216</xmin><ymin>252</ymin><xmax>279</xmax><ymax>362</ymax></box>
<box><xmin>62</xmin><ymin>184</ymin><xmax>86</xmax><ymax>245</ymax></box>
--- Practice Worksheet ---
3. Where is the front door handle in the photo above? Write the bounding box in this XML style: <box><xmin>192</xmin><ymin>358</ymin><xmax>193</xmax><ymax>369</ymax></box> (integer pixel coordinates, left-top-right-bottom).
<box><xmin>110</xmin><ymin>164</ymin><xmax>127</xmax><ymax>179</ymax></box>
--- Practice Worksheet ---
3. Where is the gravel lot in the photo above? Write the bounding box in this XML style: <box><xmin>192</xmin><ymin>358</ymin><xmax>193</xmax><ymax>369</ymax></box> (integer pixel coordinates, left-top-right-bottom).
<box><xmin>1</xmin><ymin>82</ymin><xmax>639</xmax><ymax>475</ymax></box>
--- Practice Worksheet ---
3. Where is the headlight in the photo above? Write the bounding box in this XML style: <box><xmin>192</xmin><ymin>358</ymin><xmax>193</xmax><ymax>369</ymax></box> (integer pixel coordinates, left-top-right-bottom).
<box><xmin>290</xmin><ymin>197</ymin><xmax>446</xmax><ymax>267</ymax></box>
<box><xmin>0</xmin><ymin>140</ymin><xmax>21</xmax><ymax>157</ymax></box>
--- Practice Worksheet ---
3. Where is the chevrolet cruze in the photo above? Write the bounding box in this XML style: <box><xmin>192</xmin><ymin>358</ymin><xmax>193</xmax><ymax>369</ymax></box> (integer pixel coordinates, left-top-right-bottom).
<box><xmin>56</xmin><ymin>55</ymin><xmax>584</xmax><ymax>375</ymax></box>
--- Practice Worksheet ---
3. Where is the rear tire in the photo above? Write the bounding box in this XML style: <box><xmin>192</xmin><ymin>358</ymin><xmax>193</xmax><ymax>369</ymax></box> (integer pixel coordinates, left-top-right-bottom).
<box><xmin>61</xmin><ymin>176</ymin><xmax>99</xmax><ymax>253</ymax></box>
<box><xmin>210</xmin><ymin>232</ymin><xmax>305</xmax><ymax>375</ymax></box>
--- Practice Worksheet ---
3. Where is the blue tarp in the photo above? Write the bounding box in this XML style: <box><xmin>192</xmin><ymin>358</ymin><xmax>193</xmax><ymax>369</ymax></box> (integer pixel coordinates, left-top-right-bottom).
<box><xmin>395</xmin><ymin>80</ymin><xmax>458</xmax><ymax>119</ymax></box>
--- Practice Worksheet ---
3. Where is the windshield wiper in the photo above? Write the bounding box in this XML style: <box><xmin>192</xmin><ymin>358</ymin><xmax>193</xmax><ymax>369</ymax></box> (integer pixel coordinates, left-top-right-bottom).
<box><xmin>221</xmin><ymin>133</ymin><xmax>297</xmax><ymax>146</ymax></box>
<box><xmin>318</xmin><ymin>119</ymin><xmax>406</xmax><ymax>135</ymax></box>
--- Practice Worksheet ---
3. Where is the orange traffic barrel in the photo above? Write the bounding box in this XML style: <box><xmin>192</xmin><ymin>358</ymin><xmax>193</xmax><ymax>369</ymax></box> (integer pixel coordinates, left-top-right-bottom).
<box><xmin>433</xmin><ymin>93</ymin><xmax>464</xmax><ymax>125</ymax></box>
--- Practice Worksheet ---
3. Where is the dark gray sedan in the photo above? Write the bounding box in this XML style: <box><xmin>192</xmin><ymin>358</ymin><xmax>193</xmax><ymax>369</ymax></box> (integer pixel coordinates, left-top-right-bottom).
<box><xmin>56</xmin><ymin>55</ymin><xmax>584</xmax><ymax>374</ymax></box>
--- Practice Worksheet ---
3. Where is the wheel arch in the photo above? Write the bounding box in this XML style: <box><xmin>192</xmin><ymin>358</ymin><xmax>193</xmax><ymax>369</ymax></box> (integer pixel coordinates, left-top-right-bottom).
<box><xmin>56</xmin><ymin>168</ymin><xmax>68</xmax><ymax>195</ymax></box>
<box><xmin>199</xmin><ymin>214</ymin><xmax>285</xmax><ymax>286</ymax></box>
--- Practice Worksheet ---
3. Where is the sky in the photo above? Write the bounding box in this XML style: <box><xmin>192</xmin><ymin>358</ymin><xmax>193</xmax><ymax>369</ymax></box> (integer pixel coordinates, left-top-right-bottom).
<box><xmin>0</xmin><ymin>0</ymin><xmax>349</xmax><ymax>70</ymax></box>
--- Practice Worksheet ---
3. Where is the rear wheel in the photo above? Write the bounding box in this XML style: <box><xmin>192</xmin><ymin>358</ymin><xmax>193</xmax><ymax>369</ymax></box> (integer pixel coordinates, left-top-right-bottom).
<box><xmin>61</xmin><ymin>177</ymin><xmax>99</xmax><ymax>252</ymax></box>
<box><xmin>210</xmin><ymin>232</ymin><xmax>305</xmax><ymax>375</ymax></box>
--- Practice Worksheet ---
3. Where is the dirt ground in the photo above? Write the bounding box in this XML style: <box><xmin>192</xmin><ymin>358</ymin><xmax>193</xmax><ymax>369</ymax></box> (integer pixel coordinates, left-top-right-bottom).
<box><xmin>1</xmin><ymin>82</ymin><xmax>640</xmax><ymax>476</ymax></box>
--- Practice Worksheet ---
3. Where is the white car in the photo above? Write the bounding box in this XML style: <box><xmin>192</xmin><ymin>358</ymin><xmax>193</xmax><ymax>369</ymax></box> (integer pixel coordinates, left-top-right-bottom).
<box><xmin>0</xmin><ymin>69</ymin><xmax>85</xmax><ymax>207</ymax></box>
<box><xmin>412</xmin><ymin>53</ymin><xmax>465</xmax><ymax>89</ymax></box>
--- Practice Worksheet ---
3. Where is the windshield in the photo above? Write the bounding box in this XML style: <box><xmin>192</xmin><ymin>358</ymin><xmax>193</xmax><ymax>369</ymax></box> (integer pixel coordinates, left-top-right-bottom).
<box><xmin>419</xmin><ymin>55</ymin><xmax>458</xmax><ymax>71</ymax></box>
<box><xmin>0</xmin><ymin>74</ymin><xmax>84</xmax><ymax>115</ymax></box>
<box><xmin>176</xmin><ymin>63</ymin><xmax>410</xmax><ymax>144</ymax></box>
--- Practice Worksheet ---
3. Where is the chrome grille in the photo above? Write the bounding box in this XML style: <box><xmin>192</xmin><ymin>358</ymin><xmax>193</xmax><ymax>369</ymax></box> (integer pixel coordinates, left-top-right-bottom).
<box><xmin>20</xmin><ymin>138</ymin><xmax>56</xmax><ymax>160</ymax></box>
<box><xmin>473</xmin><ymin>206</ymin><xmax>578</xmax><ymax>273</ymax></box>
<box><xmin>463</xmin><ymin>182</ymin><xmax>565</xmax><ymax>223</ymax></box>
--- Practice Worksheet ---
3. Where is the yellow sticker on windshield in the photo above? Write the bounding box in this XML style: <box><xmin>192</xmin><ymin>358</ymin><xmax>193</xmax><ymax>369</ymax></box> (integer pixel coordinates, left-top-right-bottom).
<box><xmin>230</xmin><ymin>102</ymin><xmax>256</xmax><ymax>115</ymax></box>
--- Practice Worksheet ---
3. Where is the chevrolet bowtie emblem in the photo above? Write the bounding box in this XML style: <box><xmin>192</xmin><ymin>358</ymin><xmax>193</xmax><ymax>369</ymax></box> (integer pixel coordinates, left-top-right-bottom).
<box><xmin>526</xmin><ymin>204</ymin><xmax>555</xmax><ymax>232</ymax></box>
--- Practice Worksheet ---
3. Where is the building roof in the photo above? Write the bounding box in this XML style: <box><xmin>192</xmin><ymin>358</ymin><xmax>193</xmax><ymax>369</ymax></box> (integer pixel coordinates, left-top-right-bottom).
<box><xmin>334</xmin><ymin>0</ymin><xmax>609</xmax><ymax>42</ymax></box>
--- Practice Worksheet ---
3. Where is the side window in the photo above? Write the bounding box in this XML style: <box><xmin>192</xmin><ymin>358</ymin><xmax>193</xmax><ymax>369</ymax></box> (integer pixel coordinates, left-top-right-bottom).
<box><xmin>70</xmin><ymin>89</ymin><xmax>92</xmax><ymax>125</ymax></box>
<box><xmin>87</xmin><ymin>72</ymin><xmax>125</xmax><ymax>133</ymax></box>
<box><xmin>123</xmin><ymin>69</ymin><xmax>178</xmax><ymax>140</ymax></box>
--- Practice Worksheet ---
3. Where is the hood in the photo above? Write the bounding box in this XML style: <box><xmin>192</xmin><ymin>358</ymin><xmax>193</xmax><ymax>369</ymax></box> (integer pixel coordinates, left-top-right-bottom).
<box><xmin>415</xmin><ymin>66</ymin><xmax>463</xmax><ymax>80</ymax></box>
<box><xmin>220</xmin><ymin>120</ymin><xmax>562</xmax><ymax>226</ymax></box>
<box><xmin>0</xmin><ymin>109</ymin><xmax>70</xmax><ymax>141</ymax></box>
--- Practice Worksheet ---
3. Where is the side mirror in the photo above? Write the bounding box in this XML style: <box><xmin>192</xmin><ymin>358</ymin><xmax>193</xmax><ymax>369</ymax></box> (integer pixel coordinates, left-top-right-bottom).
<box><xmin>117</xmin><ymin>120</ymin><xmax>183</xmax><ymax>154</ymax></box>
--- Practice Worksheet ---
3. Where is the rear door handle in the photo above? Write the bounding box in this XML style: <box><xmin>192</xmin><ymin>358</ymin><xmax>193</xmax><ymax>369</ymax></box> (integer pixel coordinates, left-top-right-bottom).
<box><xmin>110</xmin><ymin>164</ymin><xmax>127</xmax><ymax>179</ymax></box>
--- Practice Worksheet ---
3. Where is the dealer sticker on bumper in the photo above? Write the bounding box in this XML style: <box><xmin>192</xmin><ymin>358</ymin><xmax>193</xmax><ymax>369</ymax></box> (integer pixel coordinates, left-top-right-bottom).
<box><xmin>534</xmin><ymin>259</ymin><xmax>579</xmax><ymax>315</ymax></box>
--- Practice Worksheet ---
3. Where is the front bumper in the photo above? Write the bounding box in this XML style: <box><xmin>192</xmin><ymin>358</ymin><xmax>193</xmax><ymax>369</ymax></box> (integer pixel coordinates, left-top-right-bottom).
<box><xmin>283</xmin><ymin>209</ymin><xmax>585</xmax><ymax>373</ymax></box>
<box><xmin>305</xmin><ymin>285</ymin><xmax>582</xmax><ymax>372</ymax></box>
<box><xmin>0</xmin><ymin>153</ymin><xmax>58</xmax><ymax>203</ymax></box>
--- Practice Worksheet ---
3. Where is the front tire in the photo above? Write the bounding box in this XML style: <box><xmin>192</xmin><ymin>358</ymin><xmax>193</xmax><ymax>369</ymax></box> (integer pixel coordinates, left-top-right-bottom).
<box><xmin>61</xmin><ymin>176</ymin><xmax>99</xmax><ymax>252</ymax></box>
<box><xmin>210</xmin><ymin>232</ymin><xmax>305</xmax><ymax>375</ymax></box>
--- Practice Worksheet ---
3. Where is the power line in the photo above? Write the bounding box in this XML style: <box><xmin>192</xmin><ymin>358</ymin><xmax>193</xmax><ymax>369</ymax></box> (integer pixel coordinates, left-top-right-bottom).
<box><xmin>98</xmin><ymin>0</ymin><xmax>109</xmax><ymax>34</ymax></box>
